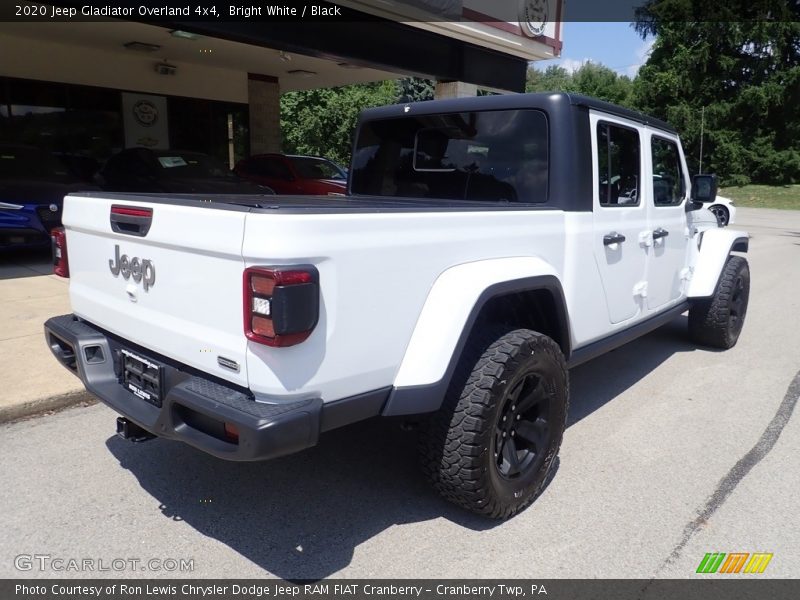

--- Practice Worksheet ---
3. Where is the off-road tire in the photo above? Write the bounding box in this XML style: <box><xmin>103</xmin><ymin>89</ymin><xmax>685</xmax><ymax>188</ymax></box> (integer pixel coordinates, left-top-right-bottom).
<box><xmin>688</xmin><ymin>255</ymin><xmax>750</xmax><ymax>349</ymax></box>
<box><xmin>419</xmin><ymin>327</ymin><xmax>568</xmax><ymax>519</ymax></box>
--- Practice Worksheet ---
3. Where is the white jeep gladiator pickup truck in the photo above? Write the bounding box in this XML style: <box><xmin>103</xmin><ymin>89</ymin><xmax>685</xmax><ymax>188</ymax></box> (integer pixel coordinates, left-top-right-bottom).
<box><xmin>45</xmin><ymin>93</ymin><xmax>750</xmax><ymax>519</ymax></box>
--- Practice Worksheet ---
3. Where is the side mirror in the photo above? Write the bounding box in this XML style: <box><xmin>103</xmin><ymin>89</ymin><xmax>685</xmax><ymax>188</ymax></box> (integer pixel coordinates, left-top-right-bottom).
<box><xmin>691</xmin><ymin>174</ymin><xmax>718</xmax><ymax>203</ymax></box>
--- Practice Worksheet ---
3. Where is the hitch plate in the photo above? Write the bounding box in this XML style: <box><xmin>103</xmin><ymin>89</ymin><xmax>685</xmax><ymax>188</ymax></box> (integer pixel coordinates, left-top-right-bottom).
<box><xmin>120</xmin><ymin>348</ymin><xmax>163</xmax><ymax>407</ymax></box>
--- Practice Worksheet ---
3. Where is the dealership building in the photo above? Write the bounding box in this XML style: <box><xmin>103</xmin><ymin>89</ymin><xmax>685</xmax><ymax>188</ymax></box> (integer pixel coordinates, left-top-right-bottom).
<box><xmin>0</xmin><ymin>1</ymin><xmax>563</xmax><ymax>171</ymax></box>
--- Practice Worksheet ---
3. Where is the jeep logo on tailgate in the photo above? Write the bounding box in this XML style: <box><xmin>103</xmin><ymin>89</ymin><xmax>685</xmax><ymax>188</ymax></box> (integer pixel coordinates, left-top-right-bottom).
<box><xmin>109</xmin><ymin>245</ymin><xmax>156</xmax><ymax>291</ymax></box>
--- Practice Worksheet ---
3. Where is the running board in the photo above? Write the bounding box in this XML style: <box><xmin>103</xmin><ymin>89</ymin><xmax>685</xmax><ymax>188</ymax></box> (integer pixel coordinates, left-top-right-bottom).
<box><xmin>567</xmin><ymin>302</ymin><xmax>689</xmax><ymax>369</ymax></box>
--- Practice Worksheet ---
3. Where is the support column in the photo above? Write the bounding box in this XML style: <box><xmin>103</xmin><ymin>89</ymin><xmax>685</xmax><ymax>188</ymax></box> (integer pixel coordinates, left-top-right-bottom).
<box><xmin>248</xmin><ymin>73</ymin><xmax>281</xmax><ymax>154</ymax></box>
<box><xmin>434</xmin><ymin>80</ymin><xmax>478</xmax><ymax>99</ymax></box>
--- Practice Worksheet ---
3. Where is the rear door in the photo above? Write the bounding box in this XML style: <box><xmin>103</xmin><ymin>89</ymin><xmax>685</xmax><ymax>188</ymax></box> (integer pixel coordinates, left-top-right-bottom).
<box><xmin>590</xmin><ymin>112</ymin><xmax>649</xmax><ymax>324</ymax></box>
<box><xmin>63</xmin><ymin>194</ymin><xmax>249</xmax><ymax>387</ymax></box>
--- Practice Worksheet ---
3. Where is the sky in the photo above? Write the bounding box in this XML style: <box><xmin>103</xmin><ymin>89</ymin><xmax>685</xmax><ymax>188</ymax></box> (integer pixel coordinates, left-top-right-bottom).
<box><xmin>536</xmin><ymin>22</ymin><xmax>655</xmax><ymax>77</ymax></box>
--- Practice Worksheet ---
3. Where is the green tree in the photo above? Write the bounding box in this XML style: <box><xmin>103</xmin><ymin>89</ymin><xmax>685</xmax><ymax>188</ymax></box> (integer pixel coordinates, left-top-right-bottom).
<box><xmin>397</xmin><ymin>77</ymin><xmax>435</xmax><ymax>103</ymax></box>
<box><xmin>633</xmin><ymin>2</ymin><xmax>800</xmax><ymax>184</ymax></box>
<box><xmin>280</xmin><ymin>80</ymin><xmax>397</xmax><ymax>165</ymax></box>
<box><xmin>572</xmin><ymin>63</ymin><xmax>634</xmax><ymax>106</ymax></box>
<box><xmin>526</xmin><ymin>65</ymin><xmax>575</xmax><ymax>93</ymax></box>
<box><xmin>526</xmin><ymin>63</ymin><xmax>634</xmax><ymax>107</ymax></box>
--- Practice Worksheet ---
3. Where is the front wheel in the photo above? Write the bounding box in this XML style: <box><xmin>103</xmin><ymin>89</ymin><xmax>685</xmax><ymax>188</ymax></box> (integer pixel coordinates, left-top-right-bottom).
<box><xmin>419</xmin><ymin>328</ymin><xmax>568</xmax><ymax>519</ymax></box>
<box><xmin>688</xmin><ymin>255</ymin><xmax>750</xmax><ymax>349</ymax></box>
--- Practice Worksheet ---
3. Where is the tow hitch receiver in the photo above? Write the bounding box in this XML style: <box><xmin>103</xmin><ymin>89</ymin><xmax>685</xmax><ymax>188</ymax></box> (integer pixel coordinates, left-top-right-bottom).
<box><xmin>116</xmin><ymin>417</ymin><xmax>155</xmax><ymax>443</ymax></box>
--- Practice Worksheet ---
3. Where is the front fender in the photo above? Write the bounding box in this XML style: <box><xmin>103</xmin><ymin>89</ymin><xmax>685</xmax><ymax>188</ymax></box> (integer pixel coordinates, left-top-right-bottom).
<box><xmin>688</xmin><ymin>228</ymin><xmax>749</xmax><ymax>298</ymax></box>
<box><xmin>384</xmin><ymin>257</ymin><xmax>566</xmax><ymax>416</ymax></box>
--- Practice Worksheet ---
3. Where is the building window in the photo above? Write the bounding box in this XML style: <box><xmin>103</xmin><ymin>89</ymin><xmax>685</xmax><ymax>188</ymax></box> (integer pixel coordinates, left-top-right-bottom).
<box><xmin>168</xmin><ymin>96</ymin><xmax>249</xmax><ymax>168</ymax></box>
<box><xmin>0</xmin><ymin>77</ymin><xmax>123</xmax><ymax>180</ymax></box>
<box><xmin>0</xmin><ymin>77</ymin><xmax>249</xmax><ymax>178</ymax></box>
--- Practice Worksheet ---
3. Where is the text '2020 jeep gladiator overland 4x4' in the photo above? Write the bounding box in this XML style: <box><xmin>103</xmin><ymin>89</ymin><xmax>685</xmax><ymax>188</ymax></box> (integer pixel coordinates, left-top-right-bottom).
<box><xmin>45</xmin><ymin>93</ymin><xmax>749</xmax><ymax>519</ymax></box>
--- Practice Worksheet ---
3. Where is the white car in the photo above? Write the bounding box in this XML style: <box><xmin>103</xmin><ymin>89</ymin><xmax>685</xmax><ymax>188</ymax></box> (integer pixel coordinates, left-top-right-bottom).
<box><xmin>45</xmin><ymin>93</ymin><xmax>750</xmax><ymax>519</ymax></box>
<box><xmin>709</xmin><ymin>195</ymin><xmax>736</xmax><ymax>226</ymax></box>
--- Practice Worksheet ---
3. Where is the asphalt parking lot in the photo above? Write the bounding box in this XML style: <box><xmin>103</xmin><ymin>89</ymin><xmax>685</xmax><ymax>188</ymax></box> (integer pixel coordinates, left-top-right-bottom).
<box><xmin>1</xmin><ymin>207</ymin><xmax>798</xmax><ymax>580</ymax></box>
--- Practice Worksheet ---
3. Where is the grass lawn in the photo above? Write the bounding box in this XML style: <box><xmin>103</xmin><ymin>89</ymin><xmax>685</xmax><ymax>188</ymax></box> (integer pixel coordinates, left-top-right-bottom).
<box><xmin>719</xmin><ymin>184</ymin><xmax>800</xmax><ymax>210</ymax></box>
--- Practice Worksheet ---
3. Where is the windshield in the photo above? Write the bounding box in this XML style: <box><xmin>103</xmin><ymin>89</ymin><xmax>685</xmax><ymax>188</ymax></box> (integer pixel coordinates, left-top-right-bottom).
<box><xmin>154</xmin><ymin>152</ymin><xmax>235</xmax><ymax>179</ymax></box>
<box><xmin>289</xmin><ymin>157</ymin><xmax>346</xmax><ymax>180</ymax></box>
<box><xmin>350</xmin><ymin>109</ymin><xmax>549</xmax><ymax>203</ymax></box>
<box><xmin>0</xmin><ymin>146</ymin><xmax>72</xmax><ymax>180</ymax></box>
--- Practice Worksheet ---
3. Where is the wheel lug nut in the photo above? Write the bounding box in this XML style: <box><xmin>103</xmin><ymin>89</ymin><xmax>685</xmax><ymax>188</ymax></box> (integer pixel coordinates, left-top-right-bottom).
<box><xmin>502</xmin><ymin>416</ymin><xmax>506</xmax><ymax>422</ymax></box>
<box><xmin>511</xmin><ymin>431</ymin><xmax>515</xmax><ymax>436</ymax></box>
<box><xmin>502</xmin><ymin>432</ymin><xmax>506</xmax><ymax>438</ymax></box>
<box><xmin>516</xmin><ymin>415</ymin><xmax>521</xmax><ymax>420</ymax></box>
<box><xmin>511</xmin><ymin>405</ymin><xmax>516</xmax><ymax>411</ymax></box>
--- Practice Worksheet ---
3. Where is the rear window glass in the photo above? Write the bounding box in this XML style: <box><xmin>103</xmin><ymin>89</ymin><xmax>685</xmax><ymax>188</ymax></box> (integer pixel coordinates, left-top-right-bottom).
<box><xmin>153</xmin><ymin>152</ymin><xmax>232</xmax><ymax>179</ymax></box>
<box><xmin>350</xmin><ymin>109</ymin><xmax>548</xmax><ymax>203</ymax></box>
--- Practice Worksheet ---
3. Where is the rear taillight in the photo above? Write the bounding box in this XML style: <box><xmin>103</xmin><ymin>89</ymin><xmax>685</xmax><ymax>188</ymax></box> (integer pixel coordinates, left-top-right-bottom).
<box><xmin>51</xmin><ymin>227</ymin><xmax>69</xmax><ymax>278</ymax></box>
<box><xmin>243</xmin><ymin>266</ymin><xmax>319</xmax><ymax>347</ymax></box>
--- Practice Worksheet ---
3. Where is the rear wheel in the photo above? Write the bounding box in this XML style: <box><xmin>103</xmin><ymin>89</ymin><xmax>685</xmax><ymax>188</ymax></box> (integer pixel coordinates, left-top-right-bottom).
<box><xmin>419</xmin><ymin>327</ymin><xmax>568</xmax><ymax>519</ymax></box>
<box><xmin>688</xmin><ymin>255</ymin><xmax>750</xmax><ymax>349</ymax></box>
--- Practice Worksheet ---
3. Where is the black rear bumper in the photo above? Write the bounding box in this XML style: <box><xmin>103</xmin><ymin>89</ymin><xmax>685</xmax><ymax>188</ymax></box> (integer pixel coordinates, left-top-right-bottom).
<box><xmin>43</xmin><ymin>314</ymin><xmax>326</xmax><ymax>461</ymax></box>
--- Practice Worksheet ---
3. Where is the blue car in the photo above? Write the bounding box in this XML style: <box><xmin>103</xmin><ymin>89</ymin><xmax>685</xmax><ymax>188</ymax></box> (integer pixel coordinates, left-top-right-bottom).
<box><xmin>0</xmin><ymin>144</ymin><xmax>97</xmax><ymax>251</ymax></box>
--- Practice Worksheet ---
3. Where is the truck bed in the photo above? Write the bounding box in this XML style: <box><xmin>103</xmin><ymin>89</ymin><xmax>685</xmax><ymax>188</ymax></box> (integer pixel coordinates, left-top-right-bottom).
<box><xmin>60</xmin><ymin>191</ymin><xmax>571</xmax><ymax>405</ymax></box>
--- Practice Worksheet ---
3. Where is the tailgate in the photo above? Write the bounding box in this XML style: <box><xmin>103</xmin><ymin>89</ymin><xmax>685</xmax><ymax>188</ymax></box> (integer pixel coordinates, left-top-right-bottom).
<box><xmin>63</xmin><ymin>194</ymin><xmax>249</xmax><ymax>388</ymax></box>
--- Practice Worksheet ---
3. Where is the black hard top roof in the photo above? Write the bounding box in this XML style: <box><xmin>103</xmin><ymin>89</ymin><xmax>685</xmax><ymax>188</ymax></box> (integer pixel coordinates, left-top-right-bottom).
<box><xmin>358</xmin><ymin>92</ymin><xmax>677</xmax><ymax>135</ymax></box>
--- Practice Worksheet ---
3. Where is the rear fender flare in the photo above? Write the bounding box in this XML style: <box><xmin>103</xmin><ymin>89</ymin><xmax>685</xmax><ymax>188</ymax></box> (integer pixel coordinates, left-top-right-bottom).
<box><xmin>383</xmin><ymin>257</ymin><xmax>569</xmax><ymax>416</ymax></box>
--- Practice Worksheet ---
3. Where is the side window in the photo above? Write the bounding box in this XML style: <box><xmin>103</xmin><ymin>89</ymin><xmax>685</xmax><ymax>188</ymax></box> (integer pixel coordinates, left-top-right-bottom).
<box><xmin>597</xmin><ymin>122</ymin><xmax>641</xmax><ymax>207</ymax></box>
<box><xmin>651</xmin><ymin>136</ymin><xmax>686</xmax><ymax>206</ymax></box>
<box><xmin>250</xmin><ymin>158</ymin><xmax>293</xmax><ymax>180</ymax></box>
<box><xmin>264</xmin><ymin>159</ymin><xmax>293</xmax><ymax>180</ymax></box>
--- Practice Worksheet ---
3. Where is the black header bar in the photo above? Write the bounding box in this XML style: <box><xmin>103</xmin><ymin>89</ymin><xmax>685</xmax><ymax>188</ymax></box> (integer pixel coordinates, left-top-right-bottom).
<box><xmin>2</xmin><ymin>1</ymin><xmax>800</xmax><ymax>23</ymax></box>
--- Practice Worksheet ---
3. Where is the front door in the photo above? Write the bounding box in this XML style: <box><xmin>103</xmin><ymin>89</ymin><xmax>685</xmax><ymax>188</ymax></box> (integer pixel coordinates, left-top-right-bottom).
<box><xmin>645</xmin><ymin>132</ymin><xmax>690</xmax><ymax>310</ymax></box>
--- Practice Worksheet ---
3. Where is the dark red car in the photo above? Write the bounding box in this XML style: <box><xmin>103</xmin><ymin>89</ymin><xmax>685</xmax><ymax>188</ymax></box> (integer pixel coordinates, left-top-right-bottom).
<box><xmin>234</xmin><ymin>153</ymin><xmax>347</xmax><ymax>195</ymax></box>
